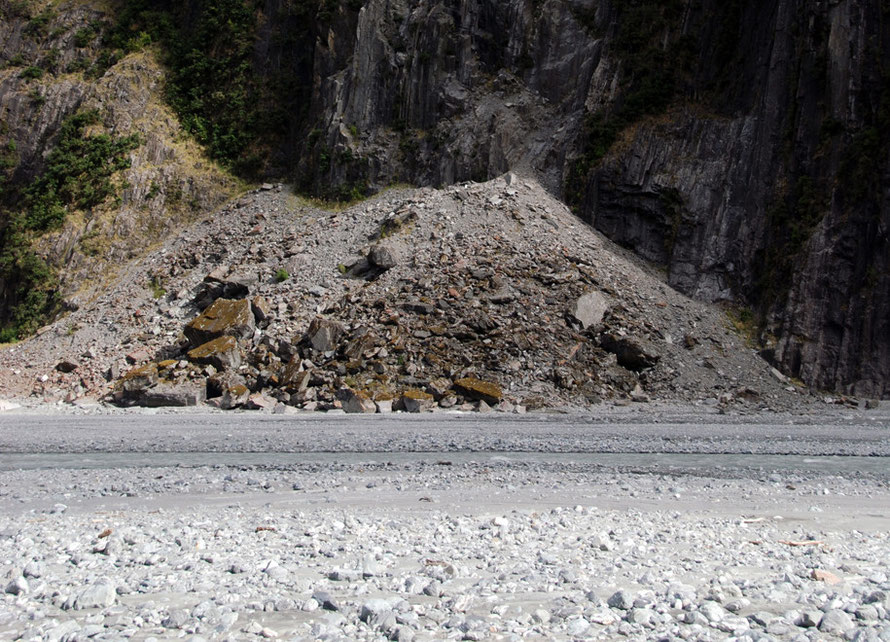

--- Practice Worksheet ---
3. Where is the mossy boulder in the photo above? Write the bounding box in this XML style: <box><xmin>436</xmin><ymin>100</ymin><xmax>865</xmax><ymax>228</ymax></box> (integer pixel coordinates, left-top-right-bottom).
<box><xmin>187</xmin><ymin>335</ymin><xmax>242</xmax><ymax>371</ymax></box>
<box><xmin>184</xmin><ymin>298</ymin><xmax>255</xmax><ymax>347</ymax></box>
<box><xmin>116</xmin><ymin>362</ymin><xmax>159</xmax><ymax>396</ymax></box>
<box><xmin>337</xmin><ymin>388</ymin><xmax>376</xmax><ymax>413</ymax></box>
<box><xmin>221</xmin><ymin>384</ymin><xmax>250</xmax><ymax>409</ymax></box>
<box><xmin>401</xmin><ymin>388</ymin><xmax>434</xmax><ymax>413</ymax></box>
<box><xmin>454</xmin><ymin>377</ymin><xmax>502</xmax><ymax>405</ymax></box>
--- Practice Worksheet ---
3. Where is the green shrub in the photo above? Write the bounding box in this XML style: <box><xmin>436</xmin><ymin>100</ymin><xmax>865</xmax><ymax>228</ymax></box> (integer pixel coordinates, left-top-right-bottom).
<box><xmin>74</xmin><ymin>26</ymin><xmax>97</xmax><ymax>48</ymax></box>
<box><xmin>0</xmin><ymin>110</ymin><xmax>141</xmax><ymax>339</ymax></box>
<box><xmin>275</xmin><ymin>268</ymin><xmax>289</xmax><ymax>282</ymax></box>
<box><xmin>19</xmin><ymin>65</ymin><xmax>44</xmax><ymax>80</ymax></box>
<box><xmin>24</xmin><ymin>10</ymin><xmax>55</xmax><ymax>38</ymax></box>
<box><xmin>21</xmin><ymin>109</ymin><xmax>141</xmax><ymax>232</ymax></box>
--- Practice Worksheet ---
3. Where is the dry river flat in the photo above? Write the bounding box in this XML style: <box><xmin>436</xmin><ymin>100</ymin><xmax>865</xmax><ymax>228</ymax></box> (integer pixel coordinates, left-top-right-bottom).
<box><xmin>0</xmin><ymin>405</ymin><xmax>888</xmax><ymax>641</ymax></box>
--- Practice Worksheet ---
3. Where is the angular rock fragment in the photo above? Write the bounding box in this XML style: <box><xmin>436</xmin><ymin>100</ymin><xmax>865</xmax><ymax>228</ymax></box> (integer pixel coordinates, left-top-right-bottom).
<box><xmin>453</xmin><ymin>377</ymin><xmax>502</xmax><ymax>405</ymax></box>
<box><xmin>401</xmin><ymin>388</ymin><xmax>434</xmax><ymax>412</ymax></box>
<box><xmin>368</xmin><ymin>241</ymin><xmax>400</xmax><ymax>270</ymax></box>
<box><xmin>338</xmin><ymin>388</ymin><xmax>377</xmax><ymax>414</ymax></box>
<box><xmin>185</xmin><ymin>298</ymin><xmax>255</xmax><ymax>346</ymax></box>
<box><xmin>244</xmin><ymin>393</ymin><xmax>276</xmax><ymax>410</ymax></box>
<box><xmin>598</xmin><ymin>333</ymin><xmax>660</xmax><ymax>371</ymax></box>
<box><xmin>207</xmin><ymin>371</ymin><xmax>247</xmax><ymax>398</ymax></box>
<box><xmin>56</xmin><ymin>359</ymin><xmax>79</xmax><ymax>373</ymax></box>
<box><xmin>306</xmin><ymin>316</ymin><xmax>344</xmax><ymax>353</ymax></box>
<box><xmin>251</xmin><ymin>296</ymin><xmax>272</xmax><ymax>324</ymax></box>
<box><xmin>139</xmin><ymin>383</ymin><xmax>206</xmax><ymax>407</ymax></box>
<box><xmin>193</xmin><ymin>267</ymin><xmax>252</xmax><ymax>309</ymax></box>
<box><xmin>187</xmin><ymin>335</ymin><xmax>242</xmax><ymax>371</ymax></box>
<box><xmin>220</xmin><ymin>384</ymin><xmax>250</xmax><ymax>409</ymax></box>
<box><xmin>117</xmin><ymin>363</ymin><xmax>159</xmax><ymax>397</ymax></box>
<box><xmin>569</xmin><ymin>291</ymin><xmax>609</xmax><ymax>330</ymax></box>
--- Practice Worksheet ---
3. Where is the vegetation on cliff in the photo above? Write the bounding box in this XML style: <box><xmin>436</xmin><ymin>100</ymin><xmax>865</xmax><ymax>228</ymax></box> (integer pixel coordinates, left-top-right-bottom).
<box><xmin>0</xmin><ymin>110</ymin><xmax>140</xmax><ymax>341</ymax></box>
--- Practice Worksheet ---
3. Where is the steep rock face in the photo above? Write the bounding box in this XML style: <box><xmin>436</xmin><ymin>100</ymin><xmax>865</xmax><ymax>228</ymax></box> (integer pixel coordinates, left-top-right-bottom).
<box><xmin>300</xmin><ymin>0</ymin><xmax>601</xmax><ymax>194</ymax></box>
<box><xmin>296</xmin><ymin>0</ymin><xmax>889</xmax><ymax>397</ymax></box>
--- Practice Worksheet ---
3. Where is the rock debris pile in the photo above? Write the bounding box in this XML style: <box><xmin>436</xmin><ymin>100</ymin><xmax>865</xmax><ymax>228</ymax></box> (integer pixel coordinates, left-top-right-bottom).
<box><xmin>1</xmin><ymin>175</ymin><xmax>816</xmax><ymax>411</ymax></box>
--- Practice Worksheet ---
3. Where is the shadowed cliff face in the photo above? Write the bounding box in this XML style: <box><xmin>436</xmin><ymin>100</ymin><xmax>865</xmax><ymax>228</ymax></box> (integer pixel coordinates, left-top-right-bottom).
<box><xmin>297</xmin><ymin>0</ymin><xmax>889</xmax><ymax>397</ymax></box>
<box><xmin>0</xmin><ymin>0</ymin><xmax>887</xmax><ymax>397</ymax></box>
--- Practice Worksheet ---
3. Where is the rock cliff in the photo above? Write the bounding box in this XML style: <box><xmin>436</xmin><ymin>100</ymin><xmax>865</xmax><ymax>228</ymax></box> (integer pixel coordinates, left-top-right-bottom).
<box><xmin>298</xmin><ymin>0</ymin><xmax>890</xmax><ymax>397</ymax></box>
<box><xmin>1</xmin><ymin>0</ymin><xmax>887</xmax><ymax>397</ymax></box>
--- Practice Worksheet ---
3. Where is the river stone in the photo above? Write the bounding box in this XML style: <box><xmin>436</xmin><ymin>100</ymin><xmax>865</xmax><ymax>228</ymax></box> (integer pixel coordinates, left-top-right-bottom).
<box><xmin>67</xmin><ymin>579</ymin><xmax>116</xmax><ymax>610</ymax></box>
<box><xmin>570</xmin><ymin>291</ymin><xmax>609</xmax><ymax>330</ymax></box>
<box><xmin>608</xmin><ymin>589</ymin><xmax>634</xmax><ymax>610</ymax></box>
<box><xmin>187</xmin><ymin>335</ymin><xmax>242</xmax><ymax>371</ymax></box>
<box><xmin>184</xmin><ymin>298</ymin><xmax>255</xmax><ymax>346</ymax></box>
<box><xmin>819</xmin><ymin>609</ymin><xmax>854</xmax><ymax>635</ymax></box>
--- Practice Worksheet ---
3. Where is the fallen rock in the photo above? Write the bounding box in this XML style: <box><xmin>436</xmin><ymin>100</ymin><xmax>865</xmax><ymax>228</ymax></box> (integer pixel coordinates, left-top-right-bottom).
<box><xmin>401</xmin><ymin>388</ymin><xmax>434</xmax><ymax>412</ymax></box>
<box><xmin>251</xmin><ymin>296</ymin><xmax>273</xmax><ymax>324</ymax></box>
<box><xmin>116</xmin><ymin>363</ymin><xmax>159</xmax><ymax>398</ymax></box>
<box><xmin>244</xmin><ymin>392</ymin><xmax>276</xmax><ymax>410</ymax></box>
<box><xmin>570</xmin><ymin>292</ymin><xmax>609</xmax><ymax>330</ymax></box>
<box><xmin>306</xmin><ymin>316</ymin><xmax>345</xmax><ymax>353</ymax></box>
<box><xmin>220</xmin><ymin>384</ymin><xmax>250</xmax><ymax>409</ymax></box>
<box><xmin>55</xmin><ymin>359</ymin><xmax>79</xmax><ymax>373</ymax></box>
<box><xmin>187</xmin><ymin>335</ymin><xmax>242</xmax><ymax>371</ymax></box>
<box><xmin>184</xmin><ymin>298</ymin><xmax>255</xmax><ymax>346</ymax></box>
<box><xmin>338</xmin><ymin>388</ymin><xmax>377</xmax><ymax>414</ymax></box>
<box><xmin>368</xmin><ymin>241</ymin><xmax>400</xmax><ymax>271</ymax></box>
<box><xmin>598</xmin><ymin>333</ymin><xmax>660</xmax><ymax>371</ymax></box>
<box><xmin>453</xmin><ymin>377</ymin><xmax>502</xmax><ymax>405</ymax></box>
<box><xmin>193</xmin><ymin>269</ymin><xmax>252</xmax><ymax>309</ymax></box>
<box><xmin>139</xmin><ymin>383</ymin><xmax>206</xmax><ymax>407</ymax></box>
<box><xmin>207</xmin><ymin>371</ymin><xmax>247</xmax><ymax>398</ymax></box>
<box><xmin>125</xmin><ymin>349</ymin><xmax>150</xmax><ymax>364</ymax></box>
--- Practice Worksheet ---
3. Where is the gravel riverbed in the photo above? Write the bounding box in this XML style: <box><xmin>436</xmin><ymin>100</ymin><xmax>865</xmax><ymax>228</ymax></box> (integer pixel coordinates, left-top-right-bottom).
<box><xmin>1</xmin><ymin>410</ymin><xmax>889</xmax><ymax>641</ymax></box>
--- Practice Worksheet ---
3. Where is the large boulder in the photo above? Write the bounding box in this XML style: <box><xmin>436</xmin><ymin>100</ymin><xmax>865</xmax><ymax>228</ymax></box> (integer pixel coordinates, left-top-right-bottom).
<box><xmin>192</xmin><ymin>267</ymin><xmax>253</xmax><ymax>309</ymax></box>
<box><xmin>306</xmin><ymin>316</ymin><xmax>345</xmax><ymax>353</ymax></box>
<box><xmin>599</xmin><ymin>333</ymin><xmax>660</xmax><ymax>371</ymax></box>
<box><xmin>368</xmin><ymin>241</ymin><xmax>400</xmax><ymax>271</ymax></box>
<box><xmin>139</xmin><ymin>383</ymin><xmax>206</xmax><ymax>407</ymax></box>
<box><xmin>454</xmin><ymin>377</ymin><xmax>503</xmax><ymax>405</ymax></box>
<box><xmin>338</xmin><ymin>388</ymin><xmax>377</xmax><ymax>414</ymax></box>
<box><xmin>401</xmin><ymin>388</ymin><xmax>434</xmax><ymax>412</ymax></box>
<box><xmin>569</xmin><ymin>292</ymin><xmax>610</xmax><ymax>330</ymax></box>
<box><xmin>116</xmin><ymin>363</ymin><xmax>159</xmax><ymax>399</ymax></box>
<box><xmin>187</xmin><ymin>335</ymin><xmax>242</xmax><ymax>371</ymax></box>
<box><xmin>184</xmin><ymin>298</ymin><xmax>255</xmax><ymax>347</ymax></box>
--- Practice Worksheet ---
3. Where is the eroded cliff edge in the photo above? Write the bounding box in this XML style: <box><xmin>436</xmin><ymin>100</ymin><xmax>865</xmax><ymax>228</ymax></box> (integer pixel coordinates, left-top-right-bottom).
<box><xmin>1</xmin><ymin>0</ymin><xmax>888</xmax><ymax>397</ymax></box>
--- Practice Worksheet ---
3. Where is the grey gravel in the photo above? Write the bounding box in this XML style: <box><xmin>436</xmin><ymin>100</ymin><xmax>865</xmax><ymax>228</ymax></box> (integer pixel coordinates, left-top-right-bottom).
<box><xmin>0</xmin><ymin>412</ymin><xmax>888</xmax><ymax>640</ymax></box>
